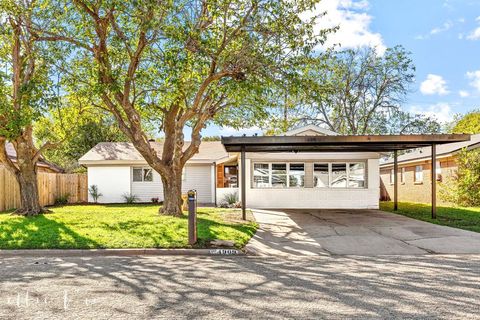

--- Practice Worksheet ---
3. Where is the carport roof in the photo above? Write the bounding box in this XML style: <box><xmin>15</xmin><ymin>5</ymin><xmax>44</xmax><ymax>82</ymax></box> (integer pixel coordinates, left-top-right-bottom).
<box><xmin>221</xmin><ymin>134</ymin><xmax>471</xmax><ymax>153</ymax></box>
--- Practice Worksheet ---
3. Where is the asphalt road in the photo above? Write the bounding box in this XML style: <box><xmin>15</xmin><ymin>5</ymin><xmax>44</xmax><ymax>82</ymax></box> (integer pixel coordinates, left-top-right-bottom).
<box><xmin>0</xmin><ymin>255</ymin><xmax>479</xmax><ymax>319</ymax></box>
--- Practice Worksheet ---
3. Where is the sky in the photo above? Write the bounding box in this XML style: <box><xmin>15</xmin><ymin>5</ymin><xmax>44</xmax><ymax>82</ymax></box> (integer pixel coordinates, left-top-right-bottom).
<box><xmin>201</xmin><ymin>0</ymin><xmax>480</xmax><ymax>137</ymax></box>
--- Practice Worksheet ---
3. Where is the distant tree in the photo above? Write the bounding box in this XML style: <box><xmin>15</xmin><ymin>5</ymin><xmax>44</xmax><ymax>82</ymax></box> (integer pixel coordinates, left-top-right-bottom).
<box><xmin>202</xmin><ymin>136</ymin><xmax>221</xmax><ymax>141</ymax></box>
<box><xmin>449</xmin><ymin>109</ymin><xmax>480</xmax><ymax>134</ymax></box>
<box><xmin>35</xmin><ymin>100</ymin><xmax>128</xmax><ymax>172</ymax></box>
<box><xmin>264</xmin><ymin>46</ymin><xmax>440</xmax><ymax>135</ymax></box>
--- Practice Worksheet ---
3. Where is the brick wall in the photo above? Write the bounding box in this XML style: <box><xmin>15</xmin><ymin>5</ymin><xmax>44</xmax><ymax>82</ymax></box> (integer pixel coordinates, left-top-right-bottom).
<box><xmin>380</xmin><ymin>156</ymin><xmax>457</xmax><ymax>204</ymax></box>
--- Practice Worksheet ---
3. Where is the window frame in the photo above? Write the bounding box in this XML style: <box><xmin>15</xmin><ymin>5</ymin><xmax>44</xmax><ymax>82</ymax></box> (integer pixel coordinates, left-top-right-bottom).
<box><xmin>132</xmin><ymin>167</ymin><xmax>154</xmax><ymax>183</ymax></box>
<box><xmin>414</xmin><ymin>165</ymin><xmax>423</xmax><ymax>183</ymax></box>
<box><xmin>313</xmin><ymin>162</ymin><xmax>330</xmax><ymax>188</ymax></box>
<box><xmin>313</xmin><ymin>161</ymin><xmax>367</xmax><ymax>189</ymax></box>
<box><xmin>252</xmin><ymin>162</ymin><xmax>306</xmax><ymax>189</ymax></box>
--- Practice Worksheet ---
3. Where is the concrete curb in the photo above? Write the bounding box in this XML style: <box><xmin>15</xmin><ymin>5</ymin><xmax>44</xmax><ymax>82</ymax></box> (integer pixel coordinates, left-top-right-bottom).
<box><xmin>0</xmin><ymin>248</ymin><xmax>248</xmax><ymax>257</ymax></box>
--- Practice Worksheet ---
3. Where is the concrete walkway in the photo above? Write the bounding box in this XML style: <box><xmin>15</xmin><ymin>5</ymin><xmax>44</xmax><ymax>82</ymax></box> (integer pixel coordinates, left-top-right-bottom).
<box><xmin>246</xmin><ymin>209</ymin><xmax>480</xmax><ymax>256</ymax></box>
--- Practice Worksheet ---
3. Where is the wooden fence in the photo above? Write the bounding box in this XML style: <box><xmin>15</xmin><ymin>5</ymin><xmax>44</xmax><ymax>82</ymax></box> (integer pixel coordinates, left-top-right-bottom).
<box><xmin>0</xmin><ymin>166</ymin><xmax>88</xmax><ymax>211</ymax></box>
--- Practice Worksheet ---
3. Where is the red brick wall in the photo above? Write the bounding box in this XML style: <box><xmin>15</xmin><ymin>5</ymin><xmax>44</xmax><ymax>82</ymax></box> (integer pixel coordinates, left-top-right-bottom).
<box><xmin>380</xmin><ymin>156</ymin><xmax>457</xmax><ymax>204</ymax></box>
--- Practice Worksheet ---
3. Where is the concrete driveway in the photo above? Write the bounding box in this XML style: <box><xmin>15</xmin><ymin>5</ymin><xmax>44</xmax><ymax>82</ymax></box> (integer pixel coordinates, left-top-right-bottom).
<box><xmin>246</xmin><ymin>209</ymin><xmax>480</xmax><ymax>256</ymax></box>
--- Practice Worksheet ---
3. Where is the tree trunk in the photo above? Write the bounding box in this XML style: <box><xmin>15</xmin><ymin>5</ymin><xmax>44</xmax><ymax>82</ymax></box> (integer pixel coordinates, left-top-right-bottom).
<box><xmin>159</xmin><ymin>167</ymin><xmax>183</xmax><ymax>217</ymax></box>
<box><xmin>15</xmin><ymin>167</ymin><xmax>43</xmax><ymax>216</ymax></box>
<box><xmin>11</xmin><ymin>134</ymin><xmax>44</xmax><ymax>216</ymax></box>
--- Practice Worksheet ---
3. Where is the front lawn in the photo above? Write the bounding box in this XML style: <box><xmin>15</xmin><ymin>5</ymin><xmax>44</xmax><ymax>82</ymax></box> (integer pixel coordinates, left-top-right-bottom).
<box><xmin>0</xmin><ymin>204</ymin><xmax>257</xmax><ymax>249</ymax></box>
<box><xmin>380</xmin><ymin>201</ymin><xmax>480</xmax><ymax>233</ymax></box>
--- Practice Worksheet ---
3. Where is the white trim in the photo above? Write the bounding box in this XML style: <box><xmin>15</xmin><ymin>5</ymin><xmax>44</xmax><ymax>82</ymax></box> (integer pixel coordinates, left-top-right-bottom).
<box><xmin>284</xmin><ymin>124</ymin><xmax>339</xmax><ymax>136</ymax></box>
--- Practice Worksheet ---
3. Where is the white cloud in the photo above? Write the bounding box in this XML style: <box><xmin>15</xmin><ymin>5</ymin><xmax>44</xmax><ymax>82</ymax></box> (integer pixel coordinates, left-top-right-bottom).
<box><xmin>466</xmin><ymin>16</ymin><xmax>480</xmax><ymax>40</ymax></box>
<box><xmin>430</xmin><ymin>21</ymin><xmax>453</xmax><ymax>35</ymax></box>
<box><xmin>467</xmin><ymin>27</ymin><xmax>480</xmax><ymax>40</ymax></box>
<box><xmin>409</xmin><ymin>103</ymin><xmax>453</xmax><ymax>123</ymax></box>
<box><xmin>459</xmin><ymin>90</ymin><xmax>470</xmax><ymax>97</ymax></box>
<box><xmin>420</xmin><ymin>74</ymin><xmax>449</xmax><ymax>96</ymax></box>
<box><xmin>415</xmin><ymin>20</ymin><xmax>455</xmax><ymax>40</ymax></box>
<box><xmin>466</xmin><ymin>70</ymin><xmax>480</xmax><ymax>91</ymax></box>
<box><xmin>306</xmin><ymin>0</ymin><xmax>386</xmax><ymax>54</ymax></box>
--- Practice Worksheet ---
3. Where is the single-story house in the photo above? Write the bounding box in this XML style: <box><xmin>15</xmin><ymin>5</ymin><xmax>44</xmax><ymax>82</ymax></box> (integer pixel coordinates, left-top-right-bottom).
<box><xmin>380</xmin><ymin>133</ymin><xmax>480</xmax><ymax>204</ymax></box>
<box><xmin>2</xmin><ymin>143</ymin><xmax>63</xmax><ymax>173</ymax></box>
<box><xmin>79</xmin><ymin>125</ymin><xmax>470</xmax><ymax>211</ymax></box>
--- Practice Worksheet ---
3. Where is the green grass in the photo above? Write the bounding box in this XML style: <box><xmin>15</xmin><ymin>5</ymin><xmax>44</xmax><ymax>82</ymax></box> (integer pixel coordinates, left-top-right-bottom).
<box><xmin>380</xmin><ymin>201</ymin><xmax>480</xmax><ymax>233</ymax></box>
<box><xmin>0</xmin><ymin>204</ymin><xmax>257</xmax><ymax>249</ymax></box>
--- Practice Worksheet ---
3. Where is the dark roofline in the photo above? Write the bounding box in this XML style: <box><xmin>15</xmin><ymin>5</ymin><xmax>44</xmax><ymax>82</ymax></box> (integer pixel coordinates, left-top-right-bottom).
<box><xmin>380</xmin><ymin>141</ymin><xmax>480</xmax><ymax>167</ymax></box>
<box><xmin>221</xmin><ymin>134</ymin><xmax>471</xmax><ymax>153</ymax></box>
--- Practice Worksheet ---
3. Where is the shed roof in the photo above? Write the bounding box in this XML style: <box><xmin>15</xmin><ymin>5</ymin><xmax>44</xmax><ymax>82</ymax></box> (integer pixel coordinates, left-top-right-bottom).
<box><xmin>79</xmin><ymin>141</ymin><xmax>229</xmax><ymax>165</ymax></box>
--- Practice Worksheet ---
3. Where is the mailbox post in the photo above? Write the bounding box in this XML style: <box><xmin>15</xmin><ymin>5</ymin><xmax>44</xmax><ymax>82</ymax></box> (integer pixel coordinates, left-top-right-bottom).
<box><xmin>187</xmin><ymin>190</ymin><xmax>197</xmax><ymax>245</ymax></box>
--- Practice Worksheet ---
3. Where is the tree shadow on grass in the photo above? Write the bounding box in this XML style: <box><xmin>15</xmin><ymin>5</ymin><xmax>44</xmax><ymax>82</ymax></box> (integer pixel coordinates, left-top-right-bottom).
<box><xmin>0</xmin><ymin>215</ymin><xmax>100</xmax><ymax>249</ymax></box>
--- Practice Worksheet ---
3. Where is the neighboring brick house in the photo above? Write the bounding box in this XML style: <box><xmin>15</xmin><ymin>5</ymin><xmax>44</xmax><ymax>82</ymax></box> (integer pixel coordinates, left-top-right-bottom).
<box><xmin>380</xmin><ymin>134</ymin><xmax>480</xmax><ymax>204</ymax></box>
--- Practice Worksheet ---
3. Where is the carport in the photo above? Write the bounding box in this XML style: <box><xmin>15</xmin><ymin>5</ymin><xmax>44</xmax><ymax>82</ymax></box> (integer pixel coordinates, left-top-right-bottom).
<box><xmin>221</xmin><ymin>134</ymin><xmax>470</xmax><ymax>220</ymax></box>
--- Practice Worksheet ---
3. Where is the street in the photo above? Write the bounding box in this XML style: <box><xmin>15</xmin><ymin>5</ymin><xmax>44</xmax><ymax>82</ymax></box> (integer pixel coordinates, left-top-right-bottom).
<box><xmin>0</xmin><ymin>255</ymin><xmax>479</xmax><ymax>319</ymax></box>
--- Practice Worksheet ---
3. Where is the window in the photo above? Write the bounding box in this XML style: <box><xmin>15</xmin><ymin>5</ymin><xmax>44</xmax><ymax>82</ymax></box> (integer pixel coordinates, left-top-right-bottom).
<box><xmin>223</xmin><ymin>166</ymin><xmax>238</xmax><ymax>187</ymax></box>
<box><xmin>314</xmin><ymin>162</ymin><xmax>367</xmax><ymax>188</ymax></box>
<box><xmin>348</xmin><ymin>163</ymin><xmax>365</xmax><ymax>188</ymax></box>
<box><xmin>401</xmin><ymin>167</ymin><xmax>405</xmax><ymax>184</ymax></box>
<box><xmin>253</xmin><ymin>163</ymin><xmax>270</xmax><ymax>188</ymax></box>
<box><xmin>133</xmin><ymin>167</ymin><xmax>153</xmax><ymax>182</ymax></box>
<box><xmin>271</xmin><ymin>163</ymin><xmax>287</xmax><ymax>188</ymax></box>
<box><xmin>331</xmin><ymin>163</ymin><xmax>347</xmax><ymax>188</ymax></box>
<box><xmin>435</xmin><ymin>161</ymin><xmax>442</xmax><ymax>181</ymax></box>
<box><xmin>289</xmin><ymin>163</ymin><xmax>305</xmax><ymax>187</ymax></box>
<box><xmin>415</xmin><ymin>165</ymin><xmax>423</xmax><ymax>183</ymax></box>
<box><xmin>252</xmin><ymin>163</ymin><xmax>304</xmax><ymax>188</ymax></box>
<box><xmin>314</xmin><ymin>163</ymin><xmax>329</xmax><ymax>187</ymax></box>
<box><xmin>390</xmin><ymin>169</ymin><xmax>395</xmax><ymax>185</ymax></box>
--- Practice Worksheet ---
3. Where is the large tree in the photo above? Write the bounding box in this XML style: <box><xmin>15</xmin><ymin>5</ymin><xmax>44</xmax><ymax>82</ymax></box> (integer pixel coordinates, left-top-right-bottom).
<box><xmin>35</xmin><ymin>0</ymin><xmax>330</xmax><ymax>216</ymax></box>
<box><xmin>0</xmin><ymin>1</ymin><xmax>59</xmax><ymax>215</ymax></box>
<box><xmin>267</xmin><ymin>46</ymin><xmax>440</xmax><ymax>135</ymax></box>
<box><xmin>449</xmin><ymin>109</ymin><xmax>480</xmax><ymax>134</ymax></box>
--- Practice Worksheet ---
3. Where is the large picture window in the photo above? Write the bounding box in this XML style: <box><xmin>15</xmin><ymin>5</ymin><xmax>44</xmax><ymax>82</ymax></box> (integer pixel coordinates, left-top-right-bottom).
<box><xmin>253</xmin><ymin>163</ymin><xmax>270</xmax><ymax>188</ymax></box>
<box><xmin>314</xmin><ymin>163</ymin><xmax>329</xmax><ymax>187</ymax></box>
<box><xmin>288</xmin><ymin>163</ymin><xmax>305</xmax><ymax>187</ymax></box>
<box><xmin>271</xmin><ymin>163</ymin><xmax>287</xmax><ymax>188</ymax></box>
<box><xmin>252</xmin><ymin>163</ymin><xmax>304</xmax><ymax>188</ymax></box>
<box><xmin>314</xmin><ymin>162</ymin><xmax>367</xmax><ymax>189</ymax></box>
<box><xmin>331</xmin><ymin>163</ymin><xmax>347</xmax><ymax>188</ymax></box>
<box><xmin>348</xmin><ymin>163</ymin><xmax>366</xmax><ymax>188</ymax></box>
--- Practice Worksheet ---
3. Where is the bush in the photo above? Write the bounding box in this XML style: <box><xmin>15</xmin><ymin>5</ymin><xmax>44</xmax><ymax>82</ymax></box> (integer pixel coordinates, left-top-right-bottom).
<box><xmin>219</xmin><ymin>191</ymin><xmax>241</xmax><ymax>208</ymax></box>
<box><xmin>122</xmin><ymin>193</ymin><xmax>140</xmax><ymax>204</ymax></box>
<box><xmin>151</xmin><ymin>197</ymin><xmax>159</xmax><ymax>203</ymax></box>
<box><xmin>54</xmin><ymin>193</ymin><xmax>70</xmax><ymax>205</ymax></box>
<box><xmin>440</xmin><ymin>149</ymin><xmax>480</xmax><ymax>206</ymax></box>
<box><xmin>88</xmin><ymin>185</ymin><xmax>103</xmax><ymax>203</ymax></box>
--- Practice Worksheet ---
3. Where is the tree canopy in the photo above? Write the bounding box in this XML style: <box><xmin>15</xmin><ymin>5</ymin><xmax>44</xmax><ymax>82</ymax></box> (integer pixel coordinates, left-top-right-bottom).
<box><xmin>31</xmin><ymin>0</ymin><xmax>333</xmax><ymax>215</ymax></box>
<box><xmin>450</xmin><ymin>109</ymin><xmax>480</xmax><ymax>134</ymax></box>
<box><xmin>261</xmin><ymin>46</ymin><xmax>441</xmax><ymax>135</ymax></box>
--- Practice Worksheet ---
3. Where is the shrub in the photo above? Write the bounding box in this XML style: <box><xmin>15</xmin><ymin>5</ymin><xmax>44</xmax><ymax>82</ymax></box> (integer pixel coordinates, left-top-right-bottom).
<box><xmin>440</xmin><ymin>149</ymin><xmax>480</xmax><ymax>206</ymax></box>
<box><xmin>151</xmin><ymin>197</ymin><xmax>159</xmax><ymax>203</ymax></box>
<box><xmin>54</xmin><ymin>193</ymin><xmax>70</xmax><ymax>205</ymax></box>
<box><xmin>88</xmin><ymin>185</ymin><xmax>103</xmax><ymax>203</ymax></box>
<box><xmin>122</xmin><ymin>193</ymin><xmax>140</xmax><ymax>204</ymax></box>
<box><xmin>219</xmin><ymin>191</ymin><xmax>241</xmax><ymax>208</ymax></box>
